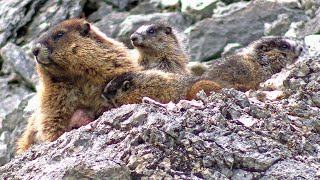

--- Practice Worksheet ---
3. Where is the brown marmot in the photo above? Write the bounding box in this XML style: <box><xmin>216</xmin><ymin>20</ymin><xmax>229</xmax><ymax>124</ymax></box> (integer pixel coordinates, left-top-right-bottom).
<box><xmin>16</xmin><ymin>18</ymin><xmax>141</xmax><ymax>154</ymax></box>
<box><xmin>102</xmin><ymin>70</ymin><xmax>221</xmax><ymax>107</ymax></box>
<box><xmin>130</xmin><ymin>23</ymin><xmax>190</xmax><ymax>74</ymax></box>
<box><xmin>204</xmin><ymin>36</ymin><xmax>303</xmax><ymax>91</ymax></box>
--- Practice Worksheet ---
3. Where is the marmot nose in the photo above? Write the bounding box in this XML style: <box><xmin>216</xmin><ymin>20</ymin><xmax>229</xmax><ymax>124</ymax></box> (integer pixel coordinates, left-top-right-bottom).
<box><xmin>32</xmin><ymin>44</ymin><xmax>41</xmax><ymax>57</ymax></box>
<box><xmin>130</xmin><ymin>34</ymin><xmax>138</xmax><ymax>42</ymax></box>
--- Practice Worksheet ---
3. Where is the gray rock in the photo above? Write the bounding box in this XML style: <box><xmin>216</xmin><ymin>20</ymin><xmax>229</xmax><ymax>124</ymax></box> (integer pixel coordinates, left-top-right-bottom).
<box><xmin>87</xmin><ymin>2</ymin><xmax>113</xmax><ymax>22</ymax></box>
<box><xmin>181</xmin><ymin>0</ymin><xmax>219</xmax><ymax>21</ymax></box>
<box><xmin>185</xmin><ymin>1</ymin><xmax>305</xmax><ymax>61</ymax></box>
<box><xmin>0</xmin><ymin>43</ymin><xmax>37</xmax><ymax>88</ymax></box>
<box><xmin>297</xmin><ymin>10</ymin><xmax>320</xmax><ymax>38</ymax></box>
<box><xmin>0</xmin><ymin>93</ymin><xmax>35</xmax><ymax>166</ymax></box>
<box><xmin>94</xmin><ymin>12</ymin><xmax>130</xmax><ymax>38</ymax></box>
<box><xmin>0</xmin><ymin>73</ymin><xmax>32</xmax><ymax>122</ymax></box>
<box><xmin>117</xmin><ymin>12</ymin><xmax>191</xmax><ymax>48</ymax></box>
<box><xmin>130</xmin><ymin>1</ymin><xmax>161</xmax><ymax>15</ymax></box>
<box><xmin>0</xmin><ymin>0</ymin><xmax>43</xmax><ymax>47</ymax></box>
<box><xmin>104</xmin><ymin>0</ymin><xmax>139</xmax><ymax>11</ymax></box>
<box><xmin>265</xmin><ymin>14</ymin><xmax>292</xmax><ymax>36</ymax></box>
<box><xmin>261</xmin><ymin>159</ymin><xmax>318</xmax><ymax>179</ymax></box>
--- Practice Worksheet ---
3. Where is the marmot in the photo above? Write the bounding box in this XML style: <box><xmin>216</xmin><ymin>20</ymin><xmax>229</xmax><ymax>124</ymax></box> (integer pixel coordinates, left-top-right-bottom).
<box><xmin>130</xmin><ymin>23</ymin><xmax>190</xmax><ymax>74</ymax></box>
<box><xmin>16</xmin><ymin>18</ymin><xmax>141</xmax><ymax>154</ymax></box>
<box><xmin>204</xmin><ymin>36</ymin><xmax>303</xmax><ymax>91</ymax></box>
<box><xmin>102</xmin><ymin>70</ymin><xmax>221</xmax><ymax>107</ymax></box>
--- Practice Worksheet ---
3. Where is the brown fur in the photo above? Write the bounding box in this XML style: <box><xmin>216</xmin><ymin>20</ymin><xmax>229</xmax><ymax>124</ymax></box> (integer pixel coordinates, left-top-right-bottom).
<box><xmin>16</xmin><ymin>18</ymin><xmax>141</xmax><ymax>154</ymax></box>
<box><xmin>204</xmin><ymin>36</ymin><xmax>303</xmax><ymax>92</ymax></box>
<box><xmin>130</xmin><ymin>23</ymin><xmax>190</xmax><ymax>74</ymax></box>
<box><xmin>102</xmin><ymin>70</ymin><xmax>221</xmax><ymax>107</ymax></box>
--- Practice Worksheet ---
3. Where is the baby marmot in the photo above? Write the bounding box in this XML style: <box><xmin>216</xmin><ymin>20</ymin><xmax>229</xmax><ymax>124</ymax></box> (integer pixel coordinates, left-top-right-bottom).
<box><xmin>130</xmin><ymin>23</ymin><xmax>190</xmax><ymax>74</ymax></box>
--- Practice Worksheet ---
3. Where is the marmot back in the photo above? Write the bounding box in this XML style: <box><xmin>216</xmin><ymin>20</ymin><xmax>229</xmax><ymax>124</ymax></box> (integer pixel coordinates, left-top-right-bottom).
<box><xmin>204</xmin><ymin>36</ymin><xmax>303</xmax><ymax>91</ymax></box>
<box><xmin>130</xmin><ymin>23</ymin><xmax>190</xmax><ymax>74</ymax></box>
<box><xmin>102</xmin><ymin>70</ymin><xmax>221</xmax><ymax>107</ymax></box>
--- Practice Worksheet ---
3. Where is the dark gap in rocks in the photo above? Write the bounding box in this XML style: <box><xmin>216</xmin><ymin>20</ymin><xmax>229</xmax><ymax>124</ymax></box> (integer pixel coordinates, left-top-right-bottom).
<box><xmin>15</xmin><ymin>0</ymin><xmax>47</xmax><ymax>46</ymax></box>
<box><xmin>201</xmin><ymin>49</ymin><xmax>223</xmax><ymax>62</ymax></box>
<box><xmin>130</xmin><ymin>172</ymin><xmax>143</xmax><ymax>180</ymax></box>
<box><xmin>83</xmin><ymin>0</ymin><xmax>99</xmax><ymax>18</ymax></box>
<box><xmin>0</xmin><ymin>56</ymin><xmax>3</xmax><ymax>72</ymax></box>
<box><xmin>23</xmin><ymin>1</ymin><xmax>33</xmax><ymax>16</ymax></box>
<box><xmin>125</xmin><ymin>0</ymin><xmax>140</xmax><ymax>11</ymax></box>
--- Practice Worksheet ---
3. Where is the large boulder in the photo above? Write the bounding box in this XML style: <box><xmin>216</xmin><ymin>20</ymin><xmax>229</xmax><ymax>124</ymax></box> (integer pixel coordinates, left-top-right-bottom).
<box><xmin>185</xmin><ymin>0</ymin><xmax>306</xmax><ymax>61</ymax></box>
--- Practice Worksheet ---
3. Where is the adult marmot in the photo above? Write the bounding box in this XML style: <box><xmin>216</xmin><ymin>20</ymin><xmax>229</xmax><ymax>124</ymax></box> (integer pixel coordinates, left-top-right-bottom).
<box><xmin>16</xmin><ymin>18</ymin><xmax>141</xmax><ymax>154</ymax></box>
<box><xmin>102</xmin><ymin>70</ymin><xmax>221</xmax><ymax>107</ymax></box>
<box><xmin>130</xmin><ymin>23</ymin><xmax>190</xmax><ymax>74</ymax></box>
<box><xmin>204</xmin><ymin>36</ymin><xmax>303</xmax><ymax>91</ymax></box>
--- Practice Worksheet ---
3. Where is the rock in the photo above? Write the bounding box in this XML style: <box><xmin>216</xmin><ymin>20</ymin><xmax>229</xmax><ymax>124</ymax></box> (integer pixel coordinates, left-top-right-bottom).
<box><xmin>0</xmin><ymin>93</ymin><xmax>35</xmax><ymax>166</ymax></box>
<box><xmin>213</xmin><ymin>1</ymin><xmax>249</xmax><ymax>17</ymax></box>
<box><xmin>87</xmin><ymin>2</ymin><xmax>113</xmax><ymax>22</ymax></box>
<box><xmin>117</xmin><ymin>12</ymin><xmax>191</xmax><ymax>48</ymax></box>
<box><xmin>185</xmin><ymin>0</ymin><xmax>305</xmax><ymax>61</ymax></box>
<box><xmin>0</xmin><ymin>0</ymin><xmax>43</xmax><ymax>47</ymax></box>
<box><xmin>94</xmin><ymin>12</ymin><xmax>130</xmax><ymax>38</ymax></box>
<box><xmin>265</xmin><ymin>14</ymin><xmax>292</xmax><ymax>36</ymax></box>
<box><xmin>221</xmin><ymin>43</ymin><xmax>242</xmax><ymax>57</ymax></box>
<box><xmin>0</xmin><ymin>73</ymin><xmax>32</xmax><ymax>122</ymax></box>
<box><xmin>181</xmin><ymin>0</ymin><xmax>219</xmax><ymax>21</ymax></box>
<box><xmin>0</xmin><ymin>43</ymin><xmax>37</xmax><ymax>88</ymax></box>
<box><xmin>157</xmin><ymin>0</ymin><xmax>180</xmax><ymax>10</ymax></box>
<box><xmin>297</xmin><ymin>10</ymin><xmax>320</xmax><ymax>38</ymax></box>
<box><xmin>104</xmin><ymin>0</ymin><xmax>139</xmax><ymax>11</ymax></box>
<box><xmin>130</xmin><ymin>1</ymin><xmax>161</xmax><ymax>15</ymax></box>
<box><xmin>261</xmin><ymin>159</ymin><xmax>318</xmax><ymax>179</ymax></box>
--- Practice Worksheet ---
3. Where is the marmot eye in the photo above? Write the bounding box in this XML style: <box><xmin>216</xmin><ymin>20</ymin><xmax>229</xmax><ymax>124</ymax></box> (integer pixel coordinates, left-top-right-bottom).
<box><xmin>148</xmin><ymin>28</ymin><xmax>155</xmax><ymax>34</ymax></box>
<box><xmin>53</xmin><ymin>32</ymin><xmax>65</xmax><ymax>40</ymax></box>
<box><xmin>281</xmin><ymin>43</ymin><xmax>290</xmax><ymax>49</ymax></box>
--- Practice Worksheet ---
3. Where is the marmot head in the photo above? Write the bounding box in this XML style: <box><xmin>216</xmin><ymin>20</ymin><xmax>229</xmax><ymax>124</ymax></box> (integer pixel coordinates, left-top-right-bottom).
<box><xmin>31</xmin><ymin>18</ymin><xmax>129</xmax><ymax>79</ymax></box>
<box><xmin>130</xmin><ymin>23</ymin><xmax>180</xmax><ymax>53</ymax></box>
<box><xmin>102</xmin><ymin>72</ymin><xmax>136</xmax><ymax>107</ymax></box>
<box><xmin>247</xmin><ymin>36</ymin><xmax>304</xmax><ymax>66</ymax></box>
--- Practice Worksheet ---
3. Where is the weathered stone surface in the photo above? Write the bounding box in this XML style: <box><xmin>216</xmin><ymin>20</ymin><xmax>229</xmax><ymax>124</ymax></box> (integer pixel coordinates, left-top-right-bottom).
<box><xmin>297</xmin><ymin>10</ymin><xmax>320</xmax><ymax>38</ymax></box>
<box><xmin>0</xmin><ymin>43</ymin><xmax>37</xmax><ymax>88</ymax></box>
<box><xmin>0</xmin><ymin>94</ymin><xmax>35</xmax><ymax>166</ymax></box>
<box><xmin>94</xmin><ymin>12</ymin><xmax>130</xmax><ymax>38</ymax></box>
<box><xmin>181</xmin><ymin>0</ymin><xmax>219</xmax><ymax>21</ymax></box>
<box><xmin>261</xmin><ymin>159</ymin><xmax>318</xmax><ymax>179</ymax></box>
<box><xmin>87</xmin><ymin>2</ymin><xmax>113</xmax><ymax>22</ymax></box>
<box><xmin>0</xmin><ymin>0</ymin><xmax>44</xmax><ymax>47</ymax></box>
<box><xmin>185</xmin><ymin>0</ymin><xmax>305</xmax><ymax>61</ymax></box>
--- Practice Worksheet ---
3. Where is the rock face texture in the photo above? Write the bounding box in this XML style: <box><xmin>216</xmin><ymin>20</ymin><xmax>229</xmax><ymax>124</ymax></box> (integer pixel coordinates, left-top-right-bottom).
<box><xmin>0</xmin><ymin>0</ymin><xmax>320</xmax><ymax>179</ymax></box>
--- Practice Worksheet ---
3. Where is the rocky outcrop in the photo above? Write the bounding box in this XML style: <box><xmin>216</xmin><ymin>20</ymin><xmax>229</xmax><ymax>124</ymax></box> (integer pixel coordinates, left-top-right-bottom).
<box><xmin>0</xmin><ymin>0</ymin><xmax>320</xmax><ymax>178</ymax></box>
<box><xmin>1</xmin><ymin>49</ymin><xmax>319</xmax><ymax>178</ymax></box>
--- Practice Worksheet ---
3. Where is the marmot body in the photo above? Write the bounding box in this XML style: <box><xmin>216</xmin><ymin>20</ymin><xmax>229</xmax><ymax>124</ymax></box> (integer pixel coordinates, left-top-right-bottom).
<box><xmin>130</xmin><ymin>23</ymin><xmax>190</xmax><ymax>74</ymax></box>
<box><xmin>16</xmin><ymin>18</ymin><xmax>141</xmax><ymax>154</ymax></box>
<box><xmin>204</xmin><ymin>36</ymin><xmax>303</xmax><ymax>91</ymax></box>
<box><xmin>102</xmin><ymin>70</ymin><xmax>221</xmax><ymax>107</ymax></box>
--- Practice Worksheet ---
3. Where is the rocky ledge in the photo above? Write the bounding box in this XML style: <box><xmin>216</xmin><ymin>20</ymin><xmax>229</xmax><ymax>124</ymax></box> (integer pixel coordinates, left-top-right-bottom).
<box><xmin>1</xmin><ymin>49</ymin><xmax>320</xmax><ymax>178</ymax></box>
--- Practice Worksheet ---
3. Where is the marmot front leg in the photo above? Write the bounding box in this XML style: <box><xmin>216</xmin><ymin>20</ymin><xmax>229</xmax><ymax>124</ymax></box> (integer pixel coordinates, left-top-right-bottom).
<box><xmin>16</xmin><ymin>114</ymin><xmax>37</xmax><ymax>155</ymax></box>
<box><xmin>37</xmin><ymin>86</ymin><xmax>78</xmax><ymax>142</ymax></box>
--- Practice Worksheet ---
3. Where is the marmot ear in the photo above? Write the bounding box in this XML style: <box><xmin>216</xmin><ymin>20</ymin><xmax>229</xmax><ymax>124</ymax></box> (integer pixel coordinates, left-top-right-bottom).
<box><xmin>80</xmin><ymin>22</ymin><xmax>90</xmax><ymax>36</ymax></box>
<box><xmin>122</xmin><ymin>80</ymin><xmax>131</xmax><ymax>91</ymax></box>
<box><xmin>165</xmin><ymin>27</ymin><xmax>172</xmax><ymax>34</ymax></box>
